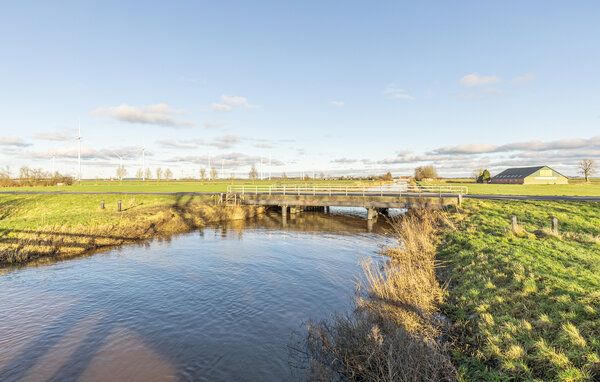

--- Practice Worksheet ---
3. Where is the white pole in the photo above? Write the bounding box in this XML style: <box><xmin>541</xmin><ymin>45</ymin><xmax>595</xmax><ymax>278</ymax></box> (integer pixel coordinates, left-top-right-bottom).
<box><xmin>208</xmin><ymin>152</ymin><xmax>211</xmax><ymax>180</ymax></box>
<box><xmin>142</xmin><ymin>148</ymin><xmax>145</xmax><ymax>181</ymax></box>
<box><xmin>269</xmin><ymin>152</ymin><xmax>272</xmax><ymax>180</ymax></box>
<box><xmin>77</xmin><ymin>119</ymin><xmax>81</xmax><ymax>183</ymax></box>
<box><xmin>260</xmin><ymin>157</ymin><xmax>263</xmax><ymax>180</ymax></box>
<box><xmin>221</xmin><ymin>160</ymin><xmax>224</xmax><ymax>180</ymax></box>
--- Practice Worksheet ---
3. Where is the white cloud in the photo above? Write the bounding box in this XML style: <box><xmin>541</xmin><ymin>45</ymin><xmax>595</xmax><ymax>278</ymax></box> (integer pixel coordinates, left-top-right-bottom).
<box><xmin>33</xmin><ymin>132</ymin><xmax>71</xmax><ymax>141</ymax></box>
<box><xmin>212</xmin><ymin>95</ymin><xmax>259</xmax><ymax>112</ymax></box>
<box><xmin>435</xmin><ymin>143</ymin><xmax>499</xmax><ymax>154</ymax></box>
<box><xmin>384</xmin><ymin>83</ymin><xmax>415</xmax><ymax>101</ymax></box>
<box><xmin>330</xmin><ymin>101</ymin><xmax>344</xmax><ymax>107</ymax></box>
<box><xmin>0</xmin><ymin>136</ymin><xmax>30</xmax><ymax>147</ymax></box>
<box><xmin>203</xmin><ymin>121</ymin><xmax>230</xmax><ymax>128</ymax></box>
<box><xmin>90</xmin><ymin>103</ymin><xmax>194</xmax><ymax>127</ymax></box>
<box><xmin>459</xmin><ymin>73</ymin><xmax>501</xmax><ymax>87</ymax></box>
<box><xmin>431</xmin><ymin>136</ymin><xmax>600</xmax><ymax>155</ymax></box>
<box><xmin>156</xmin><ymin>140</ymin><xmax>197</xmax><ymax>149</ymax></box>
<box><xmin>512</xmin><ymin>72</ymin><xmax>536</xmax><ymax>86</ymax></box>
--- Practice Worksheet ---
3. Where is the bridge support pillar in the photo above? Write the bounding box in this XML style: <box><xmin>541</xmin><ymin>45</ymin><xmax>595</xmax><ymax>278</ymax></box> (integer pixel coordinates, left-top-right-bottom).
<box><xmin>366</xmin><ymin>207</ymin><xmax>377</xmax><ymax>221</ymax></box>
<box><xmin>281</xmin><ymin>205</ymin><xmax>288</xmax><ymax>227</ymax></box>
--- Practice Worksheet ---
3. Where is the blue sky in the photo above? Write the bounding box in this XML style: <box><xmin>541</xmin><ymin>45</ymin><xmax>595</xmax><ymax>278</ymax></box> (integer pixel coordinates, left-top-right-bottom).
<box><xmin>0</xmin><ymin>1</ymin><xmax>599</xmax><ymax>178</ymax></box>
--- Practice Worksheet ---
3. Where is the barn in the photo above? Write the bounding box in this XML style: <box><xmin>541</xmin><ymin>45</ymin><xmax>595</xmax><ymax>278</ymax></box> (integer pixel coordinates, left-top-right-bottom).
<box><xmin>490</xmin><ymin>166</ymin><xmax>568</xmax><ymax>185</ymax></box>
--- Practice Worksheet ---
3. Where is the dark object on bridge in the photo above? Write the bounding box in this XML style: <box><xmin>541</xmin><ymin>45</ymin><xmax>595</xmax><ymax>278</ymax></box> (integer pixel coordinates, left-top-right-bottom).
<box><xmin>118</xmin><ymin>200</ymin><xmax>122</xmax><ymax>212</ymax></box>
<box><xmin>101</xmin><ymin>200</ymin><xmax>105</xmax><ymax>209</ymax></box>
<box><xmin>491</xmin><ymin>166</ymin><xmax>568</xmax><ymax>185</ymax></box>
<box><xmin>552</xmin><ymin>216</ymin><xmax>559</xmax><ymax>234</ymax></box>
<box><xmin>511</xmin><ymin>215</ymin><xmax>518</xmax><ymax>231</ymax></box>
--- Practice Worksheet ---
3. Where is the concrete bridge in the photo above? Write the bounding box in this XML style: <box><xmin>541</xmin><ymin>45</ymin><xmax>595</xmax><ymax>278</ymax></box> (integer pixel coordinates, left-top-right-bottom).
<box><xmin>225</xmin><ymin>184</ymin><xmax>467</xmax><ymax>224</ymax></box>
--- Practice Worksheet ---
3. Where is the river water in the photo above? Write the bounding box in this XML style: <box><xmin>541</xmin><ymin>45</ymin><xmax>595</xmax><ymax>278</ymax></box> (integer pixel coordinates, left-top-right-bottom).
<box><xmin>0</xmin><ymin>208</ymin><xmax>397</xmax><ymax>381</ymax></box>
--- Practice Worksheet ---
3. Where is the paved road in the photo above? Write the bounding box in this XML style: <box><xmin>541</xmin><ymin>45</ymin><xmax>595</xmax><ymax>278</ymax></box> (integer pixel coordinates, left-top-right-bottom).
<box><xmin>465</xmin><ymin>194</ymin><xmax>600</xmax><ymax>202</ymax></box>
<box><xmin>0</xmin><ymin>191</ymin><xmax>598</xmax><ymax>202</ymax></box>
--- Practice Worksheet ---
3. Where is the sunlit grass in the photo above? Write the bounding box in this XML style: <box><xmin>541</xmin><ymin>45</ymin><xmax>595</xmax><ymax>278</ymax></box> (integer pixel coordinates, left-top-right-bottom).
<box><xmin>441</xmin><ymin>200</ymin><xmax>600</xmax><ymax>380</ymax></box>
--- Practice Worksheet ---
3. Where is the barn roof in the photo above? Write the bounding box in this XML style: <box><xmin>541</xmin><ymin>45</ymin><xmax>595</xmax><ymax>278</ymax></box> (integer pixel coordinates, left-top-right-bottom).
<box><xmin>492</xmin><ymin>166</ymin><xmax>546</xmax><ymax>179</ymax></box>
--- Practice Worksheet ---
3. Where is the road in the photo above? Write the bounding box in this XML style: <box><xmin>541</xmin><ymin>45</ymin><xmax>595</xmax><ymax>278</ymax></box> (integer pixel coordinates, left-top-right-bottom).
<box><xmin>0</xmin><ymin>191</ymin><xmax>599</xmax><ymax>202</ymax></box>
<box><xmin>465</xmin><ymin>194</ymin><xmax>600</xmax><ymax>202</ymax></box>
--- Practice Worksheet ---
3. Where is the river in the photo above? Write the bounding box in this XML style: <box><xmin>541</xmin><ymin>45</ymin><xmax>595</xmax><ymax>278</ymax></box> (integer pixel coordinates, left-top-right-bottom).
<box><xmin>0</xmin><ymin>208</ymin><xmax>397</xmax><ymax>381</ymax></box>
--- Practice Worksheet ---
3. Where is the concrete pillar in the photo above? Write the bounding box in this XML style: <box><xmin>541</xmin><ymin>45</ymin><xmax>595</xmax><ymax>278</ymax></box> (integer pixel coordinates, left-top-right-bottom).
<box><xmin>281</xmin><ymin>205</ymin><xmax>287</xmax><ymax>227</ymax></box>
<box><xmin>367</xmin><ymin>208</ymin><xmax>377</xmax><ymax>221</ymax></box>
<box><xmin>552</xmin><ymin>216</ymin><xmax>559</xmax><ymax>234</ymax></box>
<box><xmin>367</xmin><ymin>218</ymin><xmax>374</xmax><ymax>233</ymax></box>
<box><xmin>511</xmin><ymin>215</ymin><xmax>518</xmax><ymax>231</ymax></box>
<box><xmin>457</xmin><ymin>194</ymin><xmax>462</xmax><ymax>205</ymax></box>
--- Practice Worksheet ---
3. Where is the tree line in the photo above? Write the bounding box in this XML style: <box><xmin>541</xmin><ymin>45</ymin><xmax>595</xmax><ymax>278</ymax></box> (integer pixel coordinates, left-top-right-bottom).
<box><xmin>0</xmin><ymin>166</ymin><xmax>74</xmax><ymax>187</ymax></box>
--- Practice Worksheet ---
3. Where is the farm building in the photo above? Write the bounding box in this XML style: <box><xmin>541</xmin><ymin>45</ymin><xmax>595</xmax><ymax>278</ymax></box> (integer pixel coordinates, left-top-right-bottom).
<box><xmin>490</xmin><ymin>166</ymin><xmax>568</xmax><ymax>185</ymax></box>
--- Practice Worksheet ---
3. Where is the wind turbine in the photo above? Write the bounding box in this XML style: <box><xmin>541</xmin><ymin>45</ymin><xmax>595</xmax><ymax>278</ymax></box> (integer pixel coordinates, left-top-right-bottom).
<box><xmin>140</xmin><ymin>139</ymin><xmax>146</xmax><ymax>181</ymax></box>
<box><xmin>269</xmin><ymin>152</ymin><xmax>271</xmax><ymax>180</ymax></box>
<box><xmin>74</xmin><ymin>119</ymin><xmax>82</xmax><ymax>183</ymax></box>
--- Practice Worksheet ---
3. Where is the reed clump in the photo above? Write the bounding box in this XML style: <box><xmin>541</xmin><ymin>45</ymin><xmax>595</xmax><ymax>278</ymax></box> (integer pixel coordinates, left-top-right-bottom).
<box><xmin>293</xmin><ymin>208</ymin><xmax>457</xmax><ymax>381</ymax></box>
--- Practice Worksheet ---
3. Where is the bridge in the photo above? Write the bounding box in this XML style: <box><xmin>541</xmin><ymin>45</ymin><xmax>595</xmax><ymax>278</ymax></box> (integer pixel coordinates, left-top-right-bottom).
<box><xmin>225</xmin><ymin>183</ymin><xmax>468</xmax><ymax>223</ymax></box>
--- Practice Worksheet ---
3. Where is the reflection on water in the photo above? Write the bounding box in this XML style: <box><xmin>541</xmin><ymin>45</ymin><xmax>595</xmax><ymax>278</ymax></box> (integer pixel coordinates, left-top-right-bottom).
<box><xmin>0</xmin><ymin>209</ymin><xmax>396</xmax><ymax>381</ymax></box>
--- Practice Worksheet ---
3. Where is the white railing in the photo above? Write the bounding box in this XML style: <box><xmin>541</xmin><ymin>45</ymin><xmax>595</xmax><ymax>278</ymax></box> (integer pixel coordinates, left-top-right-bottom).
<box><xmin>226</xmin><ymin>183</ymin><xmax>467</xmax><ymax>196</ymax></box>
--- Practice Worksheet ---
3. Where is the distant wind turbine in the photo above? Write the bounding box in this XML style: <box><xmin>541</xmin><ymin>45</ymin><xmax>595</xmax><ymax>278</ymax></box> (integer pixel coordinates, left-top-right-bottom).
<box><xmin>73</xmin><ymin>119</ymin><xmax>82</xmax><ymax>183</ymax></box>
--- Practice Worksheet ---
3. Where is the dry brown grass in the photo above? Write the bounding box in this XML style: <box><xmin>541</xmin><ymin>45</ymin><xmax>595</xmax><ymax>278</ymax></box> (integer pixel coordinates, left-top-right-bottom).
<box><xmin>292</xmin><ymin>208</ymin><xmax>457</xmax><ymax>381</ymax></box>
<box><xmin>0</xmin><ymin>201</ymin><xmax>263</xmax><ymax>266</ymax></box>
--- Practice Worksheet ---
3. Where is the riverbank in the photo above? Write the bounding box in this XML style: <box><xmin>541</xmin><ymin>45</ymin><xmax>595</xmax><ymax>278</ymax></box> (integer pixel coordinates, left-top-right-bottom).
<box><xmin>442</xmin><ymin>200</ymin><xmax>600</xmax><ymax>380</ymax></box>
<box><xmin>0</xmin><ymin>194</ymin><xmax>263</xmax><ymax>266</ymax></box>
<box><xmin>298</xmin><ymin>199</ymin><xmax>600</xmax><ymax>381</ymax></box>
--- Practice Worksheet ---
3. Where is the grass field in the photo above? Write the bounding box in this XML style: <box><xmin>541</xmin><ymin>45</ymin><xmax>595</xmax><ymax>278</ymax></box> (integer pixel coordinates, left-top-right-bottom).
<box><xmin>441</xmin><ymin>200</ymin><xmax>600</xmax><ymax>380</ymax></box>
<box><xmin>426</xmin><ymin>178</ymin><xmax>600</xmax><ymax>196</ymax></box>
<box><xmin>0</xmin><ymin>178</ymin><xmax>362</xmax><ymax>193</ymax></box>
<box><xmin>0</xmin><ymin>193</ymin><xmax>262</xmax><ymax>266</ymax></box>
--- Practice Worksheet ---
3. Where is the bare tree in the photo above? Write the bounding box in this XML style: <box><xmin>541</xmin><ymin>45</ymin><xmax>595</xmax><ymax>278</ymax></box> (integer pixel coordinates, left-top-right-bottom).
<box><xmin>136</xmin><ymin>168</ymin><xmax>143</xmax><ymax>181</ymax></box>
<box><xmin>165</xmin><ymin>168</ymin><xmax>173</xmax><ymax>182</ymax></box>
<box><xmin>144</xmin><ymin>168</ymin><xmax>152</xmax><ymax>180</ymax></box>
<box><xmin>249</xmin><ymin>165</ymin><xmax>258</xmax><ymax>181</ymax></box>
<box><xmin>156</xmin><ymin>168</ymin><xmax>162</xmax><ymax>182</ymax></box>
<box><xmin>414</xmin><ymin>166</ymin><xmax>437</xmax><ymax>181</ymax></box>
<box><xmin>199</xmin><ymin>168</ymin><xmax>206</xmax><ymax>182</ymax></box>
<box><xmin>210</xmin><ymin>168</ymin><xmax>218</xmax><ymax>181</ymax></box>
<box><xmin>116</xmin><ymin>165</ymin><xmax>127</xmax><ymax>183</ymax></box>
<box><xmin>579</xmin><ymin>159</ymin><xmax>596</xmax><ymax>182</ymax></box>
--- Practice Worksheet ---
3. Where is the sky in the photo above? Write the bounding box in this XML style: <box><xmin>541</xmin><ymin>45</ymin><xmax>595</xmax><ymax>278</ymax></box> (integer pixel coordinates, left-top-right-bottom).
<box><xmin>0</xmin><ymin>1</ymin><xmax>599</xmax><ymax>179</ymax></box>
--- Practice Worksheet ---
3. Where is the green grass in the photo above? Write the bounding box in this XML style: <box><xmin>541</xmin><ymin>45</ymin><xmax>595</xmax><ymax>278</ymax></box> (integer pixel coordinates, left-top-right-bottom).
<box><xmin>0</xmin><ymin>178</ymin><xmax>363</xmax><ymax>193</ymax></box>
<box><xmin>440</xmin><ymin>200</ymin><xmax>600</xmax><ymax>380</ymax></box>
<box><xmin>0</xmin><ymin>193</ymin><xmax>259</xmax><ymax>266</ymax></box>
<box><xmin>425</xmin><ymin>179</ymin><xmax>600</xmax><ymax>196</ymax></box>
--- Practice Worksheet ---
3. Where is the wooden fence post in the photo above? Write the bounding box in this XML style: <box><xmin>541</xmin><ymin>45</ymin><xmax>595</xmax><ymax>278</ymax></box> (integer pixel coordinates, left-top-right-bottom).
<box><xmin>101</xmin><ymin>200</ymin><xmax>105</xmax><ymax>209</ymax></box>
<box><xmin>511</xmin><ymin>215</ymin><xmax>518</xmax><ymax>231</ymax></box>
<box><xmin>118</xmin><ymin>200</ymin><xmax>122</xmax><ymax>212</ymax></box>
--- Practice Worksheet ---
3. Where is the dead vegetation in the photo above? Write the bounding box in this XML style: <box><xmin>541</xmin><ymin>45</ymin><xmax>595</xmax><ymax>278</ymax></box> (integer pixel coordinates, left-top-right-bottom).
<box><xmin>291</xmin><ymin>208</ymin><xmax>457</xmax><ymax>381</ymax></box>
<box><xmin>0</xmin><ymin>197</ymin><xmax>263</xmax><ymax>266</ymax></box>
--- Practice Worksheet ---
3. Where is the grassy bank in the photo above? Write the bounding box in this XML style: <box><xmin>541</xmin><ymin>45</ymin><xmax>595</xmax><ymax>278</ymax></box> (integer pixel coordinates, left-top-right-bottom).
<box><xmin>442</xmin><ymin>200</ymin><xmax>600</xmax><ymax>380</ymax></box>
<box><xmin>426</xmin><ymin>179</ymin><xmax>600</xmax><ymax>196</ymax></box>
<box><xmin>297</xmin><ymin>200</ymin><xmax>599</xmax><ymax>381</ymax></box>
<box><xmin>0</xmin><ymin>193</ymin><xmax>263</xmax><ymax>266</ymax></box>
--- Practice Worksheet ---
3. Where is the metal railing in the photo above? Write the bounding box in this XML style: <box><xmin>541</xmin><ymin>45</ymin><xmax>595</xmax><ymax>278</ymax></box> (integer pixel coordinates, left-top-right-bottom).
<box><xmin>226</xmin><ymin>183</ymin><xmax>468</xmax><ymax>196</ymax></box>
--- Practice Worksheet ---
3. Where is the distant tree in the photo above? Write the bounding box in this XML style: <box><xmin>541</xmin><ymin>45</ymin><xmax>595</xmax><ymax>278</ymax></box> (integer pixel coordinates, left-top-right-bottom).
<box><xmin>144</xmin><ymin>168</ymin><xmax>152</xmax><ymax>180</ymax></box>
<box><xmin>579</xmin><ymin>159</ymin><xmax>596</xmax><ymax>182</ymax></box>
<box><xmin>382</xmin><ymin>171</ymin><xmax>393</xmax><ymax>181</ymax></box>
<box><xmin>210</xmin><ymin>168</ymin><xmax>218</xmax><ymax>181</ymax></box>
<box><xmin>116</xmin><ymin>165</ymin><xmax>127</xmax><ymax>183</ymax></box>
<box><xmin>199</xmin><ymin>168</ymin><xmax>206</xmax><ymax>182</ymax></box>
<box><xmin>319</xmin><ymin>172</ymin><xmax>325</xmax><ymax>179</ymax></box>
<box><xmin>281</xmin><ymin>171</ymin><xmax>287</xmax><ymax>180</ymax></box>
<box><xmin>473</xmin><ymin>169</ymin><xmax>484</xmax><ymax>180</ymax></box>
<box><xmin>477</xmin><ymin>169</ymin><xmax>491</xmax><ymax>183</ymax></box>
<box><xmin>414</xmin><ymin>165</ymin><xmax>437</xmax><ymax>181</ymax></box>
<box><xmin>165</xmin><ymin>168</ymin><xmax>173</xmax><ymax>182</ymax></box>
<box><xmin>156</xmin><ymin>168</ymin><xmax>162</xmax><ymax>182</ymax></box>
<box><xmin>249</xmin><ymin>165</ymin><xmax>258</xmax><ymax>181</ymax></box>
<box><xmin>136</xmin><ymin>168</ymin><xmax>143</xmax><ymax>181</ymax></box>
